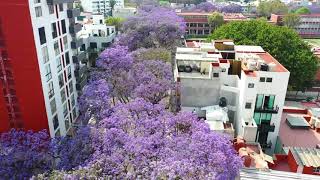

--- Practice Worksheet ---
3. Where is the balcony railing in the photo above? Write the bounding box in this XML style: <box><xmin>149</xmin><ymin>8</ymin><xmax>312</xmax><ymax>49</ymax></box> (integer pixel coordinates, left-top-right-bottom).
<box><xmin>76</xmin><ymin>75</ymin><xmax>88</xmax><ymax>91</ymax></box>
<box><xmin>72</xmin><ymin>51</ymin><xmax>87</xmax><ymax>64</ymax></box>
<box><xmin>254</xmin><ymin>106</ymin><xmax>279</xmax><ymax>114</ymax></box>
<box><xmin>71</xmin><ymin>38</ymin><xmax>83</xmax><ymax>49</ymax></box>
<box><xmin>74</xmin><ymin>64</ymin><xmax>87</xmax><ymax>79</ymax></box>
<box><xmin>69</xmin><ymin>23</ymin><xmax>81</xmax><ymax>35</ymax></box>
<box><xmin>67</xmin><ymin>8</ymin><xmax>80</xmax><ymax>18</ymax></box>
<box><xmin>47</xmin><ymin>0</ymin><xmax>74</xmax><ymax>5</ymax></box>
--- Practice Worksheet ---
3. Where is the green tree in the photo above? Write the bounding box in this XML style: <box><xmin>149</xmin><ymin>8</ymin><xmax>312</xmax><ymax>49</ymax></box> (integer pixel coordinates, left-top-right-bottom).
<box><xmin>105</xmin><ymin>17</ymin><xmax>125</xmax><ymax>31</ymax></box>
<box><xmin>208</xmin><ymin>20</ymin><xmax>318</xmax><ymax>93</ymax></box>
<box><xmin>257</xmin><ymin>0</ymin><xmax>288</xmax><ymax>17</ymax></box>
<box><xmin>208</xmin><ymin>12</ymin><xmax>224</xmax><ymax>31</ymax></box>
<box><xmin>295</xmin><ymin>7</ymin><xmax>311</xmax><ymax>15</ymax></box>
<box><xmin>283</xmin><ymin>13</ymin><xmax>300</xmax><ymax>28</ymax></box>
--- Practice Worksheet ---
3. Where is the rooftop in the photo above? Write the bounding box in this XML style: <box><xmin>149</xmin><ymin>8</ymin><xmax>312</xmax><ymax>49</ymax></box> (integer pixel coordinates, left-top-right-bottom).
<box><xmin>279</xmin><ymin>107</ymin><xmax>320</xmax><ymax>148</ymax></box>
<box><xmin>177</xmin><ymin>12</ymin><xmax>247</xmax><ymax>20</ymax></box>
<box><xmin>290</xmin><ymin>147</ymin><xmax>320</xmax><ymax>168</ymax></box>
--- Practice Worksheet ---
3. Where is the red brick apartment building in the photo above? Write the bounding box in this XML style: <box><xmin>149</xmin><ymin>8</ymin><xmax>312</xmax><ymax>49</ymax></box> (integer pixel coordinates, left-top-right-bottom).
<box><xmin>177</xmin><ymin>12</ymin><xmax>247</xmax><ymax>37</ymax></box>
<box><xmin>270</xmin><ymin>14</ymin><xmax>320</xmax><ymax>38</ymax></box>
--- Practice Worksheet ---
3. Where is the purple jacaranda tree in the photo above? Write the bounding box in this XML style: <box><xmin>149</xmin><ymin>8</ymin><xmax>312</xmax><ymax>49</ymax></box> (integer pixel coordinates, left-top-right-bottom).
<box><xmin>192</xmin><ymin>2</ymin><xmax>217</xmax><ymax>12</ymax></box>
<box><xmin>116</xmin><ymin>6</ymin><xmax>186</xmax><ymax>51</ymax></box>
<box><xmin>219</xmin><ymin>4</ymin><xmax>242</xmax><ymax>13</ymax></box>
<box><xmin>0</xmin><ymin>129</ymin><xmax>55</xmax><ymax>179</ymax></box>
<box><xmin>82</xmin><ymin>98</ymin><xmax>242</xmax><ymax>179</ymax></box>
<box><xmin>131</xmin><ymin>60</ymin><xmax>174</xmax><ymax>104</ymax></box>
<box><xmin>78</xmin><ymin>79</ymin><xmax>110</xmax><ymax>121</ymax></box>
<box><xmin>131</xmin><ymin>48</ymin><xmax>171</xmax><ymax>63</ymax></box>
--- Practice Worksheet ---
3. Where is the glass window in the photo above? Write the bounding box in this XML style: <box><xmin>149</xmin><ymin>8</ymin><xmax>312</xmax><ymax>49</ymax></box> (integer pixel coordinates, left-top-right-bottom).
<box><xmin>56</xmin><ymin>58</ymin><xmax>62</xmax><ymax>72</ymax></box>
<box><xmin>35</xmin><ymin>6</ymin><xmax>42</xmax><ymax>17</ymax></box>
<box><xmin>245</xmin><ymin>102</ymin><xmax>251</xmax><ymax>109</ymax></box>
<box><xmin>65</xmin><ymin>118</ymin><xmax>70</xmax><ymax>131</ymax></box>
<box><xmin>58</xmin><ymin>73</ymin><xmax>64</xmax><ymax>88</ymax></box>
<box><xmin>266</xmin><ymin>78</ymin><xmax>272</xmax><ymax>83</ymax></box>
<box><xmin>71</xmin><ymin>94</ymin><xmax>75</xmax><ymax>106</ymax></box>
<box><xmin>38</xmin><ymin>27</ymin><xmax>46</xmax><ymax>45</ymax></box>
<box><xmin>63</xmin><ymin>103</ymin><xmax>68</xmax><ymax>117</ymax></box>
<box><xmin>50</xmin><ymin>98</ymin><xmax>56</xmax><ymax>114</ymax></box>
<box><xmin>41</xmin><ymin>46</ymin><xmax>49</xmax><ymax>63</ymax></box>
<box><xmin>54</xmin><ymin>41</ymin><xmax>60</xmax><ymax>56</ymax></box>
<box><xmin>72</xmin><ymin>108</ymin><xmax>77</xmax><ymax>120</ymax></box>
<box><xmin>63</xmin><ymin>36</ymin><xmax>68</xmax><ymax>50</ymax></box>
<box><xmin>61</xmin><ymin>20</ymin><xmax>66</xmax><ymax>34</ymax></box>
<box><xmin>45</xmin><ymin>64</ymin><xmax>52</xmax><ymax>81</ymax></box>
<box><xmin>65</xmin><ymin>52</ymin><xmax>70</xmax><ymax>65</ymax></box>
<box><xmin>248</xmin><ymin>83</ymin><xmax>254</xmax><ymax>88</ymax></box>
<box><xmin>51</xmin><ymin>22</ymin><xmax>57</xmax><ymax>39</ymax></box>
<box><xmin>254</xmin><ymin>113</ymin><xmax>260</xmax><ymax>125</ymax></box>
<box><xmin>48</xmin><ymin>5</ymin><xmax>54</xmax><ymax>14</ymax></box>
<box><xmin>259</xmin><ymin>77</ymin><xmax>265</xmax><ymax>82</ymax></box>
<box><xmin>59</xmin><ymin>4</ymin><xmax>63</xmax><ymax>11</ymax></box>
<box><xmin>67</xmin><ymin>66</ymin><xmax>72</xmax><ymax>79</ymax></box>
<box><xmin>48</xmin><ymin>81</ymin><xmax>54</xmax><ymax>99</ymax></box>
<box><xmin>255</xmin><ymin>94</ymin><xmax>264</xmax><ymax>109</ymax></box>
<box><xmin>34</xmin><ymin>0</ymin><xmax>41</xmax><ymax>3</ymax></box>
<box><xmin>53</xmin><ymin>115</ymin><xmax>59</xmax><ymax>130</ymax></box>
<box><xmin>268</xmin><ymin>95</ymin><xmax>275</xmax><ymax>109</ymax></box>
<box><xmin>60</xmin><ymin>88</ymin><xmax>66</xmax><ymax>103</ymax></box>
<box><xmin>69</xmin><ymin>81</ymin><xmax>73</xmax><ymax>94</ymax></box>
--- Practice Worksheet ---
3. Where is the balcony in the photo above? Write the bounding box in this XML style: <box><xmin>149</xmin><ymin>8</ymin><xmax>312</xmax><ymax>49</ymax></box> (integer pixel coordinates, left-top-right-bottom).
<box><xmin>74</xmin><ymin>64</ymin><xmax>87</xmax><ymax>79</ymax></box>
<box><xmin>257</xmin><ymin>123</ymin><xmax>275</xmax><ymax>133</ymax></box>
<box><xmin>254</xmin><ymin>106</ymin><xmax>279</xmax><ymax>114</ymax></box>
<box><xmin>47</xmin><ymin>0</ymin><xmax>74</xmax><ymax>5</ymax></box>
<box><xmin>67</xmin><ymin>8</ymin><xmax>80</xmax><ymax>18</ymax></box>
<box><xmin>72</xmin><ymin>51</ymin><xmax>87</xmax><ymax>64</ymax></box>
<box><xmin>76</xmin><ymin>74</ymin><xmax>88</xmax><ymax>91</ymax></box>
<box><xmin>69</xmin><ymin>23</ymin><xmax>82</xmax><ymax>35</ymax></box>
<box><xmin>71</xmin><ymin>38</ymin><xmax>83</xmax><ymax>49</ymax></box>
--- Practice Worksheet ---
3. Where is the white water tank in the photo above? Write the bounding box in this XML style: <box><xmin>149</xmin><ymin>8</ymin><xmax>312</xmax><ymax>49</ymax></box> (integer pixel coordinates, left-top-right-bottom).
<box><xmin>268</xmin><ymin>62</ymin><xmax>277</xmax><ymax>72</ymax></box>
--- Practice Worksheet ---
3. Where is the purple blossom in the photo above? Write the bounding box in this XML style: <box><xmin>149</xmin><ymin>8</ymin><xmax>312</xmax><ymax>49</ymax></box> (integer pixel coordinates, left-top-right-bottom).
<box><xmin>219</xmin><ymin>4</ymin><xmax>242</xmax><ymax>13</ymax></box>
<box><xmin>192</xmin><ymin>2</ymin><xmax>218</xmax><ymax>12</ymax></box>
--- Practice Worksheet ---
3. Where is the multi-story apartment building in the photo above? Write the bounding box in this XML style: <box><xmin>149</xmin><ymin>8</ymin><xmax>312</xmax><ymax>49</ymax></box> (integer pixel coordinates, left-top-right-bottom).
<box><xmin>271</xmin><ymin>13</ymin><xmax>320</xmax><ymax>38</ymax></box>
<box><xmin>81</xmin><ymin>0</ymin><xmax>124</xmax><ymax>16</ymax></box>
<box><xmin>175</xmin><ymin>40</ymin><xmax>290</xmax><ymax>151</ymax></box>
<box><xmin>0</xmin><ymin>0</ymin><xmax>84</xmax><ymax>137</ymax></box>
<box><xmin>177</xmin><ymin>12</ymin><xmax>248</xmax><ymax>37</ymax></box>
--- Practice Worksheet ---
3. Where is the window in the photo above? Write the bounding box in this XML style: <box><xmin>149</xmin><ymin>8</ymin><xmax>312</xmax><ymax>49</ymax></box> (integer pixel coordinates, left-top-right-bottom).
<box><xmin>266</xmin><ymin>78</ymin><xmax>273</xmax><ymax>83</ymax></box>
<box><xmin>41</xmin><ymin>46</ymin><xmax>49</xmax><ymax>63</ymax></box>
<box><xmin>50</xmin><ymin>98</ymin><xmax>56</xmax><ymax>114</ymax></box>
<box><xmin>255</xmin><ymin>94</ymin><xmax>276</xmax><ymax>110</ymax></box>
<box><xmin>65</xmin><ymin>118</ymin><xmax>70</xmax><ymax>131</ymax></box>
<box><xmin>59</xmin><ymin>4</ymin><xmax>63</xmax><ymax>11</ymax></box>
<box><xmin>58</xmin><ymin>73</ymin><xmax>64</xmax><ymax>88</ymax></box>
<box><xmin>314</xmin><ymin>167</ymin><xmax>320</xmax><ymax>173</ymax></box>
<box><xmin>34</xmin><ymin>0</ymin><xmax>41</xmax><ymax>3</ymax></box>
<box><xmin>259</xmin><ymin>77</ymin><xmax>265</xmax><ymax>82</ymax></box>
<box><xmin>51</xmin><ymin>22</ymin><xmax>57</xmax><ymax>39</ymax></box>
<box><xmin>48</xmin><ymin>5</ymin><xmax>54</xmax><ymax>14</ymax></box>
<box><xmin>63</xmin><ymin>103</ymin><xmax>68</xmax><ymax>117</ymax></box>
<box><xmin>48</xmin><ymin>81</ymin><xmax>54</xmax><ymax>98</ymax></box>
<box><xmin>71</xmin><ymin>94</ymin><xmax>75</xmax><ymax>106</ymax></box>
<box><xmin>253</xmin><ymin>113</ymin><xmax>272</xmax><ymax>125</ymax></box>
<box><xmin>80</xmin><ymin>44</ymin><xmax>86</xmax><ymax>51</ymax></box>
<box><xmin>245</xmin><ymin>103</ymin><xmax>252</xmax><ymax>109</ymax></box>
<box><xmin>248</xmin><ymin>83</ymin><xmax>254</xmax><ymax>88</ymax></box>
<box><xmin>221</xmin><ymin>68</ymin><xmax>226</xmax><ymax>72</ymax></box>
<box><xmin>35</xmin><ymin>6</ymin><xmax>42</xmax><ymax>17</ymax></box>
<box><xmin>213</xmin><ymin>73</ymin><xmax>219</xmax><ymax>78</ymax></box>
<box><xmin>69</xmin><ymin>81</ymin><xmax>73</xmax><ymax>94</ymax></box>
<box><xmin>56</xmin><ymin>58</ymin><xmax>62</xmax><ymax>72</ymax></box>
<box><xmin>61</xmin><ymin>20</ymin><xmax>66</xmax><ymax>34</ymax></box>
<box><xmin>60</xmin><ymin>88</ymin><xmax>66</xmax><ymax>103</ymax></box>
<box><xmin>67</xmin><ymin>66</ymin><xmax>72</xmax><ymax>79</ymax></box>
<box><xmin>90</xmin><ymin>42</ymin><xmax>97</xmax><ymax>49</ymax></box>
<box><xmin>38</xmin><ymin>27</ymin><xmax>46</xmax><ymax>45</ymax></box>
<box><xmin>54</xmin><ymin>41</ymin><xmax>60</xmax><ymax>56</ymax></box>
<box><xmin>45</xmin><ymin>64</ymin><xmax>52</xmax><ymax>81</ymax></box>
<box><xmin>63</xmin><ymin>36</ymin><xmax>68</xmax><ymax>50</ymax></box>
<box><xmin>53</xmin><ymin>115</ymin><xmax>59</xmax><ymax>130</ymax></box>
<box><xmin>72</xmin><ymin>108</ymin><xmax>77</xmax><ymax>120</ymax></box>
<box><xmin>65</xmin><ymin>52</ymin><xmax>70</xmax><ymax>65</ymax></box>
<box><xmin>55</xmin><ymin>129</ymin><xmax>60</xmax><ymax>137</ymax></box>
<box><xmin>255</xmin><ymin>94</ymin><xmax>264</xmax><ymax>109</ymax></box>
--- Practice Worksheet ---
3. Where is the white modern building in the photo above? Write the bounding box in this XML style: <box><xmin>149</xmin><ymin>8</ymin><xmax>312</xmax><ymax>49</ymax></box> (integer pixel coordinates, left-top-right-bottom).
<box><xmin>0</xmin><ymin>0</ymin><xmax>83</xmax><ymax>137</ymax></box>
<box><xmin>81</xmin><ymin>0</ymin><xmax>124</xmax><ymax>16</ymax></box>
<box><xmin>175</xmin><ymin>40</ymin><xmax>290</xmax><ymax>151</ymax></box>
<box><xmin>74</xmin><ymin>13</ymin><xmax>116</xmax><ymax>67</ymax></box>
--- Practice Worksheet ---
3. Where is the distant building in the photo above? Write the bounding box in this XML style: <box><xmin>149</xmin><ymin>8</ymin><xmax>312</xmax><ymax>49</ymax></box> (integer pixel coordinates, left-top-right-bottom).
<box><xmin>0</xmin><ymin>0</ymin><xmax>81</xmax><ymax>137</ymax></box>
<box><xmin>270</xmin><ymin>13</ymin><xmax>320</xmax><ymax>38</ymax></box>
<box><xmin>177</xmin><ymin>12</ymin><xmax>248</xmax><ymax>37</ymax></box>
<box><xmin>81</xmin><ymin>0</ymin><xmax>124</xmax><ymax>16</ymax></box>
<box><xmin>175</xmin><ymin>40</ymin><xmax>290</xmax><ymax>150</ymax></box>
<box><xmin>113</xmin><ymin>7</ymin><xmax>137</xmax><ymax>18</ymax></box>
